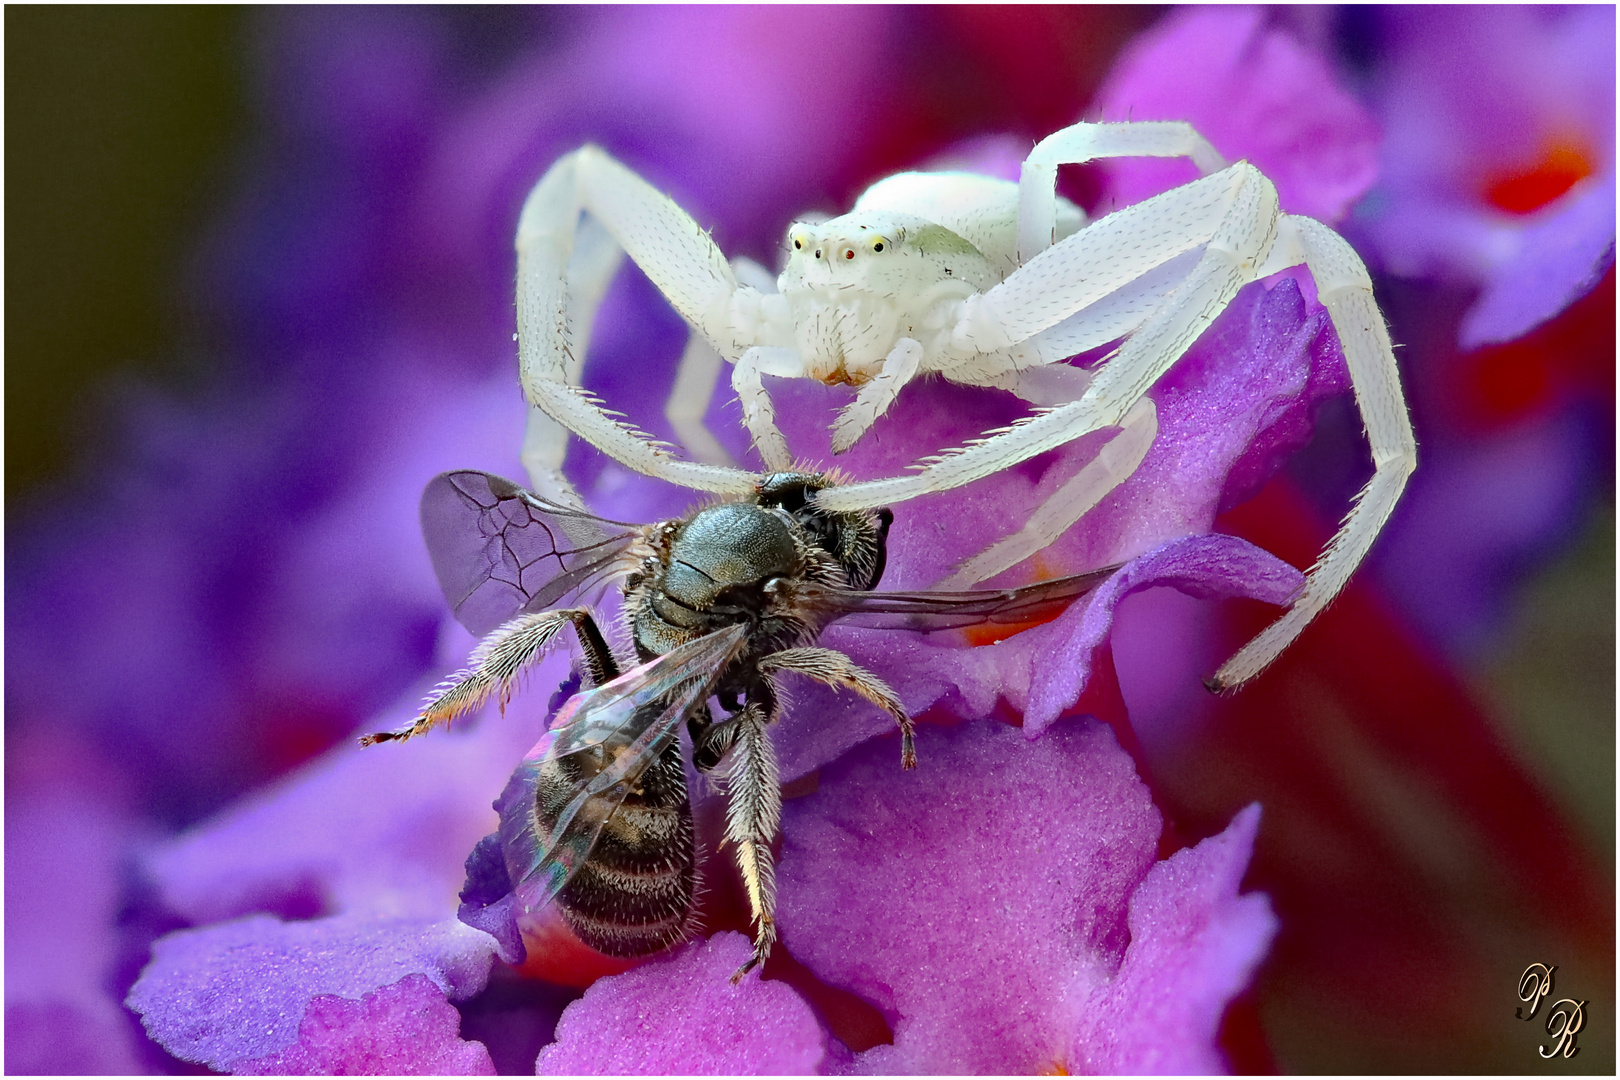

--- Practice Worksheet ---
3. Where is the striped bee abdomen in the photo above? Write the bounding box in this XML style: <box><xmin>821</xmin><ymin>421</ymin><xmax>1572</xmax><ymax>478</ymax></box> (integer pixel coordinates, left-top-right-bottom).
<box><xmin>536</xmin><ymin>741</ymin><xmax>696</xmax><ymax>957</ymax></box>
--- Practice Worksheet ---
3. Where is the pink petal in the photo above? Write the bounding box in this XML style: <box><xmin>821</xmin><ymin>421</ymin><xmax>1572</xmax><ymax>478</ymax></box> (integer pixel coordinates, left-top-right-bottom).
<box><xmin>777</xmin><ymin>718</ymin><xmax>1231</xmax><ymax>1075</ymax></box>
<box><xmin>535</xmin><ymin>933</ymin><xmax>827</xmax><ymax>1075</ymax></box>
<box><xmin>779</xmin><ymin>718</ymin><xmax>1271</xmax><ymax>1073</ymax></box>
<box><xmin>1076</xmin><ymin>805</ymin><xmax>1277</xmax><ymax>1074</ymax></box>
<box><xmin>234</xmin><ymin>973</ymin><xmax>495</xmax><ymax>1075</ymax></box>
<box><xmin>1092</xmin><ymin>7</ymin><xmax>1379</xmax><ymax>222</ymax></box>
<box><xmin>126</xmin><ymin>913</ymin><xmax>497</xmax><ymax>1071</ymax></box>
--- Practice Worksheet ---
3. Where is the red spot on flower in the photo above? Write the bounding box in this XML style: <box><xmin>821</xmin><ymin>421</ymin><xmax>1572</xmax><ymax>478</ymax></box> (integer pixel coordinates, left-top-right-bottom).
<box><xmin>960</xmin><ymin>612</ymin><xmax>1063</xmax><ymax>647</ymax></box>
<box><xmin>960</xmin><ymin>556</ymin><xmax>1076</xmax><ymax>646</ymax></box>
<box><xmin>1483</xmin><ymin>142</ymin><xmax>1594</xmax><ymax>214</ymax></box>
<box><xmin>512</xmin><ymin>906</ymin><xmax>636</xmax><ymax>989</ymax></box>
<box><xmin>1455</xmin><ymin>265</ymin><xmax>1616</xmax><ymax>429</ymax></box>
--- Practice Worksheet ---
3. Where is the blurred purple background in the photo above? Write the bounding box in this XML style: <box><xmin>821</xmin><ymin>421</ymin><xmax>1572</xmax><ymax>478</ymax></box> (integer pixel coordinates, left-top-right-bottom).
<box><xmin>7</xmin><ymin>7</ymin><xmax>1612</xmax><ymax>1074</ymax></box>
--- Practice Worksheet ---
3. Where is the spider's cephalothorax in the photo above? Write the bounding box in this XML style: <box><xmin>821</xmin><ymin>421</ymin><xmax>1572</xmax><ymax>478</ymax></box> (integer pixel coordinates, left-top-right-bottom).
<box><xmin>513</xmin><ymin>120</ymin><xmax>1415</xmax><ymax>689</ymax></box>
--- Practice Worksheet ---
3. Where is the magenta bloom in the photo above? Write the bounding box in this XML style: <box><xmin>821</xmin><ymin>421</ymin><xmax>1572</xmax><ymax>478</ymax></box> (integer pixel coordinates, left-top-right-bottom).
<box><xmin>1350</xmin><ymin>5</ymin><xmax>1614</xmax><ymax>349</ymax></box>
<box><xmin>116</xmin><ymin>6</ymin><xmax>1370</xmax><ymax>1070</ymax></box>
<box><xmin>535</xmin><ymin>725</ymin><xmax>1272</xmax><ymax>1074</ymax></box>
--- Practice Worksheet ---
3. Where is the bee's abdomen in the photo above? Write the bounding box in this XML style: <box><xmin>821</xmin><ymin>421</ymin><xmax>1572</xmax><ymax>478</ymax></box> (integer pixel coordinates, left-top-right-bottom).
<box><xmin>537</xmin><ymin>744</ymin><xmax>695</xmax><ymax>958</ymax></box>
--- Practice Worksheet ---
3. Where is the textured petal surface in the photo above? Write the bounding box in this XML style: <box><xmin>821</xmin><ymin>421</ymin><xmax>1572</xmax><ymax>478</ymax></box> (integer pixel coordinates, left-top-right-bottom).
<box><xmin>126</xmin><ymin>913</ymin><xmax>496</xmax><ymax>1071</ymax></box>
<box><xmin>124</xmin><ymin>913</ymin><xmax>492</xmax><ymax>1075</ymax></box>
<box><xmin>233</xmin><ymin>973</ymin><xmax>495</xmax><ymax>1075</ymax></box>
<box><xmin>1075</xmin><ymin>805</ymin><xmax>1276</xmax><ymax>1074</ymax></box>
<box><xmin>1093</xmin><ymin>6</ymin><xmax>1379</xmax><ymax>222</ymax></box>
<box><xmin>778</xmin><ymin>718</ymin><xmax>1271</xmax><ymax>1074</ymax></box>
<box><xmin>536</xmin><ymin>933</ymin><xmax>827</xmax><ymax>1075</ymax></box>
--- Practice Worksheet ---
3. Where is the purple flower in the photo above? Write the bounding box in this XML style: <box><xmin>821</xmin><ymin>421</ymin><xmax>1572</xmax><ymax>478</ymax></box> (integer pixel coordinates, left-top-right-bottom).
<box><xmin>1090</xmin><ymin>5</ymin><xmax>1380</xmax><ymax>224</ymax></box>
<box><xmin>535</xmin><ymin>935</ymin><xmax>827</xmax><ymax>1075</ymax></box>
<box><xmin>1350</xmin><ymin>5</ymin><xmax>1615</xmax><ymax>349</ymax></box>
<box><xmin>775</xmin><ymin>722</ymin><xmax>1271</xmax><ymax>1075</ymax></box>
<box><xmin>531</xmin><ymin>724</ymin><xmax>1272</xmax><ymax>1074</ymax></box>
<box><xmin>18</xmin><ymin>7</ymin><xmax>1606</xmax><ymax>1076</ymax></box>
<box><xmin>113</xmin><ymin>8</ymin><xmax>1378</xmax><ymax>1071</ymax></box>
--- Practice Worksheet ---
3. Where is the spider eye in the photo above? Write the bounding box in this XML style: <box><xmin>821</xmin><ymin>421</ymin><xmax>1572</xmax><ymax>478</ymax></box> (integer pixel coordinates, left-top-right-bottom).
<box><xmin>873</xmin><ymin>241</ymin><xmax>886</xmax><ymax>253</ymax></box>
<box><xmin>793</xmin><ymin>238</ymin><xmax>802</xmax><ymax>250</ymax></box>
<box><xmin>844</xmin><ymin>248</ymin><xmax>855</xmax><ymax>260</ymax></box>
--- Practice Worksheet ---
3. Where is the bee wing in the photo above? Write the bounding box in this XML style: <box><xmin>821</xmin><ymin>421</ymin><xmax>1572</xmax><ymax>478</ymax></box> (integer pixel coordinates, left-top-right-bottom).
<box><xmin>420</xmin><ymin>470</ymin><xmax>645</xmax><ymax>637</ymax></box>
<box><xmin>809</xmin><ymin>565</ymin><xmax>1121</xmax><ymax>632</ymax></box>
<box><xmin>497</xmin><ymin>623</ymin><xmax>749</xmax><ymax>911</ymax></box>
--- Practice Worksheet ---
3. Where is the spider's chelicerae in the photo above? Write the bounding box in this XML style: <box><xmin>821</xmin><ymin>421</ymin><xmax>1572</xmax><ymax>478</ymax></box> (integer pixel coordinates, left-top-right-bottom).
<box><xmin>513</xmin><ymin>121</ymin><xmax>1415</xmax><ymax>689</ymax></box>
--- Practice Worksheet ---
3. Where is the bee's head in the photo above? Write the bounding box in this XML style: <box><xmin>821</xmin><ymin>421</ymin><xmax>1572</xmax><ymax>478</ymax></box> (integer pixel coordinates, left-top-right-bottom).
<box><xmin>756</xmin><ymin>472</ymin><xmax>892</xmax><ymax>591</ymax></box>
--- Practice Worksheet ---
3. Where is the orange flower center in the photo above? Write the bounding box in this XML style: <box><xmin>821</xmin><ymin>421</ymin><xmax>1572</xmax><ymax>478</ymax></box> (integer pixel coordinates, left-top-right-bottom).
<box><xmin>1483</xmin><ymin>141</ymin><xmax>1595</xmax><ymax>214</ymax></box>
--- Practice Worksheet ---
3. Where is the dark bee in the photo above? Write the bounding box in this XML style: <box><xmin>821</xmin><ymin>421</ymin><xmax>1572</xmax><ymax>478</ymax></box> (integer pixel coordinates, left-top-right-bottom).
<box><xmin>363</xmin><ymin>470</ymin><xmax>1114</xmax><ymax>978</ymax></box>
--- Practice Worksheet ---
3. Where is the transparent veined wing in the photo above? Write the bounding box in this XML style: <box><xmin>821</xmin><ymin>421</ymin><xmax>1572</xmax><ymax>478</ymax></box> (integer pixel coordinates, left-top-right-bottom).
<box><xmin>420</xmin><ymin>470</ymin><xmax>644</xmax><ymax>637</ymax></box>
<box><xmin>497</xmin><ymin>623</ymin><xmax>749</xmax><ymax>914</ymax></box>
<box><xmin>806</xmin><ymin>564</ymin><xmax>1120</xmax><ymax>633</ymax></box>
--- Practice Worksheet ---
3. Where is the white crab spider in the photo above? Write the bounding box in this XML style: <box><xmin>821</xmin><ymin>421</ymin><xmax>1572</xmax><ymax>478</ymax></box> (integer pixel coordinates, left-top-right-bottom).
<box><xmin>513</xmin><ymin>120</ymin><xmax>1416</xmax><ymax>689</ymax></box>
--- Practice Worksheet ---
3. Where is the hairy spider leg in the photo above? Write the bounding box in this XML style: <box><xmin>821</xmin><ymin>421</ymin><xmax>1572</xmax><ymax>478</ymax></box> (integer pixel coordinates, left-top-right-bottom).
<box><xmin>1209</xmin><ymin>216</ymin><xmax>1415</xmax><ymax>688</ymax></box>
<box><xmin>515</xmin><ymin>146</ymin><xmax>763</xmax><ymax>496</ymax></box>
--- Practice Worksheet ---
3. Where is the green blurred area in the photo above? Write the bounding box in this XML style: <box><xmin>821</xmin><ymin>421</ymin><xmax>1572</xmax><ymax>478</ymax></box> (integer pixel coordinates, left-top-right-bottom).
<box><xmin>1477</xmin><ymin>505</ymin><xmax>1616</xmax><ymax>863</ymax></box>
<box><xmin>5</xmin><ymin>6</ymin><xmax>249</xmax><ymax>502</ymax></box>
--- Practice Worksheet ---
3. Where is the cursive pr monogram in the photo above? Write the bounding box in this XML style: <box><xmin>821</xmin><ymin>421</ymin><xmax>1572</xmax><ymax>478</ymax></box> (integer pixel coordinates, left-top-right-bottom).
<box><xmin>1540</xmin><ymin>998</ymin><xmax>1586</xmax><ymax>1060</ymax></box>
<box><xmin>1517</xmin><ymin>963</ymin><xmax>1556</xmax><ymax>1020</ymax></box>
<box><xmin>1516</xmin><ymin>962</ymin><xmax>1585</xmax><ymax>1059</ymax></box>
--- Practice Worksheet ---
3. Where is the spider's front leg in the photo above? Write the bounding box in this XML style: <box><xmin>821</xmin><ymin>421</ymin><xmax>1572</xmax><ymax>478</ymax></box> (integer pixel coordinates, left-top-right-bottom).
<box><xmin>514</xmin><ymin>146</ymin><xmax>764</xmax><ymax>497</ymax></box>
<box><xmin>522</xmin><ymin>214</ymin><xmax>623</xmax><ymax>505</ymax></box>
<box><xmin>822</xmin><ymin>163</ymin><xmax>1279</xmax><ymax>515</ymax></box>
<box><xmin>829</xmin><ymin>339</ymin><xmax>926</xmax><ymax>454</ymax></box>
<box><xmin>1015</xmin><ymin>120</ymin><xmax>1227</xmax><ymax>262</ymax></box>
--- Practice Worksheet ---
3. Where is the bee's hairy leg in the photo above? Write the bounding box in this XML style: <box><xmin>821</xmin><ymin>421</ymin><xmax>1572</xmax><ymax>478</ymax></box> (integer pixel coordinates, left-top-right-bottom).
<box><xmin>758</xmin><ymin>647</ymin><xmax>916</xmax><ymax>769</ymax></box>
<box><xmin>360</xmin><ymin>608</ymin><xmax>614</xmax><ymax>746</ymax></box>
<box><xmin>689</xmin><ymin>704</ymin><xmax>746</xmax><ymax>773</ymax></box>
<box><xmin>569</xmin><ymin>611</ymin><xmax>621</xmax><ymax>687</ymax></box>
<box><xmin>725</xmin><ymin>699</ymin><xmax>781</xmax><ymax>982</ymax></box>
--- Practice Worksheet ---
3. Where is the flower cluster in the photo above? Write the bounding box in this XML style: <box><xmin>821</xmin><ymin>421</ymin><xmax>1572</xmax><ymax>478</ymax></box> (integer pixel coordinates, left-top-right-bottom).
<box><xmin>8</xmin><ymin>7</ymin><xmax>1612</xmax><ymax>1075</ymax></box>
